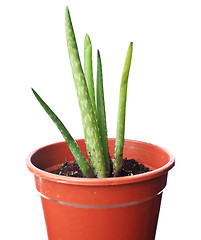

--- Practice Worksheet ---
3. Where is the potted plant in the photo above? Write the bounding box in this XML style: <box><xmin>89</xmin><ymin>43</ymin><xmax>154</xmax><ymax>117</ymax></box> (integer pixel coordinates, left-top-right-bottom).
<box><xmin>27</xmin><ymin>6</ymin><xmax>175</xmax><ymax>240</ymax></box>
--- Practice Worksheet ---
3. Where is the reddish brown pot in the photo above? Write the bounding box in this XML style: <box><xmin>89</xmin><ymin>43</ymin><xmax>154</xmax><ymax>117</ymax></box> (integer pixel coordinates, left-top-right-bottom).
<box><xmin>27</xmin><ymin>139</ymin><xmax>175</xmax><ymax>240</ymax></box>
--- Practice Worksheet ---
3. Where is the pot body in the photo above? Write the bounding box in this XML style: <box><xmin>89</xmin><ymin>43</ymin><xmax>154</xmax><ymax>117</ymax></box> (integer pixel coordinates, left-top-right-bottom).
<box><xmin>27</xmin><ymin>139</ymin><xmax>175</xmax><ymax>240</ymax></box>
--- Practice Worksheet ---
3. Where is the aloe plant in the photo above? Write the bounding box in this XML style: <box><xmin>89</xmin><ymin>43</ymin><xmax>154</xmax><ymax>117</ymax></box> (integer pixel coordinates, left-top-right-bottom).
<box><xmin>32</xmin><ymin>6</ymin><xmax>133</xmax><ymax>178</ymax></box>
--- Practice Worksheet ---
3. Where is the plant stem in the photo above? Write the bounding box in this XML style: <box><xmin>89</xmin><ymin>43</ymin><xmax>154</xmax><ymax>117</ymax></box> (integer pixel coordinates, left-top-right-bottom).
<box><xmin>96</xmin><ymin>50</ymin><xmax>111</xmax><ymax>176</ymax></box>
<box><xmin>84</xmin><ymin>34</ymin><xmax>96</xmax><ymax>116</ymax></box>
<box><xmin>65</xmin><ymin>7</ymin><xmax>107</xmax><ymax>178</ymax></box>
<box><xmin>113</xmin><ymin>42</ymin><xmax>133</xmax><ymax>177</ymax></box>
<box><xmin>31</xmin><ymin>88</ymin><xmax>94</xmax><ymax>178</ymax></box>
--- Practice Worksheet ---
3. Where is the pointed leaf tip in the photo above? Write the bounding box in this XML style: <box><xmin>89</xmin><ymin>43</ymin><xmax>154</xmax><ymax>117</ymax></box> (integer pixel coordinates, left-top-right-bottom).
<box><xmin>65</xmin><ymin>6</ymin><xmax>69</xmax><ymax>14</ymax></box>
<box><xmin>97</xmin><ymin>49</ymin><xmax>100</xmax><ymax>58</ymax></box>
<box><xmin>84</xmin><ymin>34</ymin><xmax>91</xmax><ymax>49</ymax></box>
<box><xmin>31</xmin><ymin>88</ymin><xmax>36</xmax><ymax>94</ymax></box>
<box><xmin>130</xmin><ymin>42</ymin><xmax>133</xmax><ymax>51</ymax></box>
<box><xmin>85</xmin><ymin>34</ymin><xmax>90</xmax><ymax>41</ymax></box>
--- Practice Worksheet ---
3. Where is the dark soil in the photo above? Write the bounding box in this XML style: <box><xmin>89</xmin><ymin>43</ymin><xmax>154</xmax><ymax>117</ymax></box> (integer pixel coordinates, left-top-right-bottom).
<box><xmin>121</xmin><ymin>158</ymin><xmax>150</xmax><ymax>176</ymax></box>
<box><xmin>52</xmin><ymin>158</ymin><xmax>150</xmax><ymax>178</ymax></box>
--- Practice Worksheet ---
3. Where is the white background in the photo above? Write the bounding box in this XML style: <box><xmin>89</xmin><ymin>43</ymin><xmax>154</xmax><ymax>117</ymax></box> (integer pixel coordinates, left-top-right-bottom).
<box><xmin>1</xmin><ymin>0</ymin><xmax>201</xmax><ymax>239</ymax></box>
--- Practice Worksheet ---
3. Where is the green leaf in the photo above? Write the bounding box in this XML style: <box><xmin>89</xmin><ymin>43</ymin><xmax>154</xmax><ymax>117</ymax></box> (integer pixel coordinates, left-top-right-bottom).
<box><xmin>32</xmin><ymin>88</ymin><xmax>94</xmax><ymax>178</ymax></box>
<box><xmin>113</xmin><ymin>42</ymin><xmax>133</xmax><ymax>177</ymax></box>
<box><xmin>96</xmin><ymin>50</ymin><xmax>110</xmax><ymax>176</ymax></box>
<box><xmin>65</xmin><ymin>6</ymin><xmax>107</xmax><ymax>178</ymax></box>
<box><xmin>84</xmin><ymin>34</ymin><xmax>96</xmax><ymax>116</ymax></box>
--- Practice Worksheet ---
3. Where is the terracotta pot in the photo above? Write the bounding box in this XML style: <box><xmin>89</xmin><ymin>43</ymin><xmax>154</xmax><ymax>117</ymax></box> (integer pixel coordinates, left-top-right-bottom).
<box><xmin>27</xmin><ymin>139</ymin><xmax>175</xmax><ymax>240</ymax></box>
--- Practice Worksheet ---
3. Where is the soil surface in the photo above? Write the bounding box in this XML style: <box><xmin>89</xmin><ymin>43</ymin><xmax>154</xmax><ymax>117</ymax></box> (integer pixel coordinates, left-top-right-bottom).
<box><xmin>52</xmin><ymin>158</ymin><xmax>150</xmax><ymax>178</ymax></box>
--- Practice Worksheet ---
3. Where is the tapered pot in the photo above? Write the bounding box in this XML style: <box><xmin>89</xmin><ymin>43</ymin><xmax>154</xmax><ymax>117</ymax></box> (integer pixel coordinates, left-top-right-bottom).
<box><xmin>27</xmin><ymin>139</ymin><xmax>175</xmax><ymax>240</ymax></box>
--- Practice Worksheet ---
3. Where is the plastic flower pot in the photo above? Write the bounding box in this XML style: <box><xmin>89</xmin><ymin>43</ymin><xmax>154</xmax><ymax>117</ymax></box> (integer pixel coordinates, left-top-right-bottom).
<box><xmin>27</xmin><ymin>139</ymin><xmax>175</xmax><ymax>240</ymax></box>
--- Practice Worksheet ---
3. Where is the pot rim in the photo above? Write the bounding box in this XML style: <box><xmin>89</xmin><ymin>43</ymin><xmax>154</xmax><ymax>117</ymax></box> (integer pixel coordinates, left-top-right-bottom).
<box><xmin>26</xmin><ymin>139</ymin><xmax>175</xmax><ymax>186</ymax></box>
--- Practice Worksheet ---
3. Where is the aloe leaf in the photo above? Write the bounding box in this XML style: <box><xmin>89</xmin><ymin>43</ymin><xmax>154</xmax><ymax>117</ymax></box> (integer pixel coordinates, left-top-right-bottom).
<box><xmin>65</xmin><ymin>7</ymin><xmax>107</xmax><ymax>178</ymax></box>
<box><xmin>113</xmin><ymin>42</ymin><xmax>133</xmax><ymax>177</ymax></box>
<box><xmin>31</xmin><ymin>88</ymin><xmax>94</xmax><ymax>178</ymax></box>
<box><xmin>84</xmin><ymin>34</ymin><xmax>96</xmax><ymax>116</ymax></box>
<box><xmin>96</xmin><ymin>50</ymin><xmax>110</xmax><ymax>176</ymax></box>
